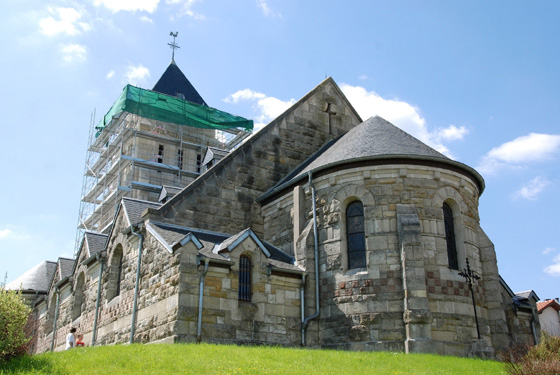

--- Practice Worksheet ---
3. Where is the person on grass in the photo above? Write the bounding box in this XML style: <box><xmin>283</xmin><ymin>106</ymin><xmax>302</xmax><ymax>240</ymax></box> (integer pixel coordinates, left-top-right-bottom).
<box><xmin>65</xmin><ymin>327</ymin><xmax>76</xmax><ymax>350</ymax></box>
<box><xmin>76</xmin><ymin>334</ymin><xmax>85</xmax><ymax>347</ymax></box>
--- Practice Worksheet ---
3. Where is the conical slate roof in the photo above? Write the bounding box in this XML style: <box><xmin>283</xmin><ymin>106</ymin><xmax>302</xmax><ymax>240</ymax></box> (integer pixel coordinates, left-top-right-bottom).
<box><xmin>152</xmin><ymin>61</ymin><xmax>207</xmax><ymax>106</ymax></box>
<box><xmin>6</xmin><ymin>261</ymin><xmax>57</xmax><ymax>292</ymax></box>
<box><xmin>259</xmin><ymin>116</ymin><xmax>484</xmax><ymax>201</ymax></box>
<box><xmin>300</xmin><ymin>116</ymin><xmax>449</xmax><ymax>173</ymax></box>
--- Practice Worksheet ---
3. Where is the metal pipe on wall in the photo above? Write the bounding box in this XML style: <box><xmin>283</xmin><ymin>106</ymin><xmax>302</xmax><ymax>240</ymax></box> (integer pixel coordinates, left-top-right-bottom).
<box><xmin>91</xmin><ymin>253</ymin><xmax>105</xmax><ymax>346</ymax></box>
<box><xmin>50</xmin><ymin>289</ymin><xmax>60</xmax><ymax>352</ymax></box>
<box><xmin>301</xmin><ymin>172</ymin><xmax>320</xmax><ymax>346</ymax></box>
<box><xmin>129</xmin><ymin>226</ymin><xmax>144</xmax><ymax>344</ymax></box>
<box><xmin>197</xmin><ymin>256</ymin><xmax>210</xmax><ymax>342</ymax></box>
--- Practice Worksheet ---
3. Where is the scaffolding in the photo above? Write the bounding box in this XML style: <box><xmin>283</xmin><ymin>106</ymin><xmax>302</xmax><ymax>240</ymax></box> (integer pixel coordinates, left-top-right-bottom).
<box><xmin>75</xmin><ymin>87</ymin><xmax>252</xmax><ymax>254</ymax></box>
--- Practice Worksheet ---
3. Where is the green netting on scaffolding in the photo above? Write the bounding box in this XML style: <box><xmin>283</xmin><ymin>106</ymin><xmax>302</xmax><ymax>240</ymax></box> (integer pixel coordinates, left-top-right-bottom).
<box><xmin>95</xmin><ymin>84</ymin><xmax>253</xmax><ymax>136</ymax></box>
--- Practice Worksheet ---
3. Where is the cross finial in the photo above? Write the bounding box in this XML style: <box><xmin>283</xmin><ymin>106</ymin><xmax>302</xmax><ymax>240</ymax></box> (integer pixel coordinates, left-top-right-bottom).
<box><xmin>168</xmin><ymin>31</ymin><xmax>180</xmax><ymax>63</ymax></box>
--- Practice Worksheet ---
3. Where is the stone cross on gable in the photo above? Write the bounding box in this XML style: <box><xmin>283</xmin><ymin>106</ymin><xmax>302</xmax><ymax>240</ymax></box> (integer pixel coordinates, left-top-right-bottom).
<box><xmin>168</xmin><ymin>31</ymin><xmax>180</xmax><ymax>62</ymax></box>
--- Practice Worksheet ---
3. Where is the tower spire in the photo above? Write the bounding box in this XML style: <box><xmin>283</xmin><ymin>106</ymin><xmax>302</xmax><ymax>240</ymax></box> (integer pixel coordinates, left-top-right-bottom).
<box><xmin>168</xmin><ymin>31</ymin><xmax>180</xmax><ymax>64</ymax></box>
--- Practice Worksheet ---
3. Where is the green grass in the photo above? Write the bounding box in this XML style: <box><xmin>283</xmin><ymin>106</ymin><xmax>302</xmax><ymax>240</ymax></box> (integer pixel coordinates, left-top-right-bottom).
<box><xmin>1</xmin><ymin>343</ymin><xmax>506</xmax><ymax>375</ymax></box>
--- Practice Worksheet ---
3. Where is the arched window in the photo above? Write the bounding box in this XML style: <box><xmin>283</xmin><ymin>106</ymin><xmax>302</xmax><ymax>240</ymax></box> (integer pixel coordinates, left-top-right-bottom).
<box><xmin>346</xmin><ymin>201</ymin><xmax>366</xmax><ymax>269</ymax></box>
<box><xmin>72</xmin><ymin>272</ymin><xmax>85</xmax><ymax>321</ymax></box>
<box><xmin>238</xmin><ymin>255</ymin><xmax>252</xmax><ymax>301</ymax></box>
<box><xmin>443</xmin><ymin>202</ymin><xmax>458</xmax><ymax>270</ymax></box>
<box><xmin>107</xmin><ymin>245</ymin><xmax>123</xmax><ymax>301</ymax></box>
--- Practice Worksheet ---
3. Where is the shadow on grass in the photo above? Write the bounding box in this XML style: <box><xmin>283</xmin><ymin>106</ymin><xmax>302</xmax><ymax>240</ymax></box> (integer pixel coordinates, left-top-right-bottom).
<box><xmin>1</xmin><ymin>355</ymin><xmax>68</xmax><ymax>375</ymax></box>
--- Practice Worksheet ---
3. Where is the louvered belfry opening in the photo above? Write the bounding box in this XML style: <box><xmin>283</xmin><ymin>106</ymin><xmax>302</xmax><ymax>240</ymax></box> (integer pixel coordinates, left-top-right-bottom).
<box><xmin>238</xmin><ymin>255</ymin><xmax>252</xmax><ymax>301</ymax></box>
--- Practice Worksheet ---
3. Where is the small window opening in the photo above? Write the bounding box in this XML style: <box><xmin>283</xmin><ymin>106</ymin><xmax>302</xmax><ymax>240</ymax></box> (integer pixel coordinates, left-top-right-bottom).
<box><xmin>177</xmin><ymin>149</ymin><xmax>183</xmax><ymax>170</ymax></box>
<box><xmin>238</xmin><ymin>255</ymin><xmax>252</xmax><ymax>301</ymax></box>
<box><xmin>443</xmin><ymin>202</ymin><xmax>459</xmax><ymax>270</ymax></box>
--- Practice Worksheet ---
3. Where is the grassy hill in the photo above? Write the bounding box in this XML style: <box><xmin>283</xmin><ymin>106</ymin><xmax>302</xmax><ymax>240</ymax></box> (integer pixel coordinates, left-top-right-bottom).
<box><xmin>1</xmin><ymin>343</ymin><xmax>506</xmax><ymax>375</ymax></box>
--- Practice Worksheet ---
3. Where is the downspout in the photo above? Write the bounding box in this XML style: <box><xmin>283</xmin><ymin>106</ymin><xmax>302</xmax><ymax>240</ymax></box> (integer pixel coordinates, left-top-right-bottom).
<box><xmin>91</xmin><ymin>252</ymin><xmax>105</xmax><ymax>346</ymax></box>
<box><xmin>300</xmin><ymin>274</ymin><xmax>306</xmax><ymax>346</ymax></box>
<box><xmin>50</xmin><ymin>288</ymin><xmax>60</xmax><ymax>352</ymax></box>
<box><xmin>129</xmin><ymin>225</ymin><xmax>144</xmax><ymax>344</ymax></box>
<box><xmin>301</xmin><ymin>171</ymin><xmax>320</xmax><ymax>346</ymax></box>
<box><xmin>196</xmin><ymin>256</ymin><xmax>210</xmax><ymax>342</ymax></box>
<box><xmin>530</xmin><ymin>307</ymin><xmax>538</xmax><ymax>345</ymax></box>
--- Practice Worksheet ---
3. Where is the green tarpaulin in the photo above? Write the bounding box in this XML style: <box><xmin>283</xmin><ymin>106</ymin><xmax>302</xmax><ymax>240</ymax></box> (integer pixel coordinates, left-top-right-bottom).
<box><xmin>95</xmin><ymin>85</ymin><xmax>253</xmax><ymax>136</ymax></box>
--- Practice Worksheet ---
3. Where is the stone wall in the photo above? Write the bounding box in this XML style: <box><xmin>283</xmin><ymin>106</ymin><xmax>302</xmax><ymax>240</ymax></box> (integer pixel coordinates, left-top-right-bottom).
<box><xmin>175</xmin><ymin>237</ymin><xmax>303</xmax><ymax>346</ymax></box>
<box><xmin>155</xmin><ymin>79</ymin><xmax>362</xmax><ymax>238</ymax></box>
<box><xmin>262</xmin><ymin>162</ymin><xmax>507</xmax><ymax>355</ymax></box>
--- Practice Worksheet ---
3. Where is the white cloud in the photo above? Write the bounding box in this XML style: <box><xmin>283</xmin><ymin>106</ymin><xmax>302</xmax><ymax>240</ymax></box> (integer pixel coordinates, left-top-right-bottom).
<box><xmin>61</xmin><ymin>44</ymin><xmax>87</xmax><ymax>63</ymax></box>
<box><xmin>340</xmin><ymin>84</ymin><xmax>466</xmax><ymax>157</ymax></box>
<box><xmin>513</xmin><ymin>176</ymin><xmax>552</xmax><ymax>200</ymax></box>
<box><xmin>106</xmin><ymin>70</ymin><xmax>115</xmax><ymax>79</ymax></box>
<box><xmin>256</xmin><ymin>0</ymin><xmax>280</xmax><ymax>17</ymax></box>
<box><xmin>140</xmin><ymin>15</ymin><xmax>153</xmax><ymax>23</ymax></box>
<box><xmin>125</xmin><ymin>64</ymin><xmax>150</xmax><ymax>85</ymax></box>
<box><xmin>437</xmin><ymin>124</ymin><xmax>468</xmax><ymax>141</ymax></box>
<box><xmin>224</xmin><ymin>89</ymin><xmax>295</xmax><ymax>132</ymax></box>
<box><xmin>94</xmin><ymin>0</ymin><xmax>159</xmax><ymax>13</ymax></box>
<box><xmin>478</xmin><ymin>133</ymin><xmax>560</xmax><ymax>174</ymax></box>
<box><xmin>543</xmin><ymin>247</ymin><xmax>555</xmax><ymax>255</ymax></box>
<box><xmin>0</xmin><ymin>229</ymin><xmax>12</xmax><ymax>239</ymax></box>
<box><xmin>39</xmin><ymin>7</ymin><xmax>90</xmax><ymax>36</ymax></box>
<box><xmin>544</xmin><ymin>254</ymin><xmax>560</xmax><ymax>277</ymax></box>
<box><xmin>167</xmin><ymin>0</ymin><xmax>205</xmax><ymax>19</ymax></box>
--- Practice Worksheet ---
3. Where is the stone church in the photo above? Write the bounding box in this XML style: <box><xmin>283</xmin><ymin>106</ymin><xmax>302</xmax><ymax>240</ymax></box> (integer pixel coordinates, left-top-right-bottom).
<box><xmin>8</xmin><ymin>57</ymin><xmax>541</xmax><ymax>358</ymax></box>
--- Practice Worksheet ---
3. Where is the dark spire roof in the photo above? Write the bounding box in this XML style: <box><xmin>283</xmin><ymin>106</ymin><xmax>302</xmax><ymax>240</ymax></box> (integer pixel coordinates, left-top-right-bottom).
<box><xmin>152</xmin><ymin>61</ymin><xmax>207</xmax><ymax>106</ymax></box>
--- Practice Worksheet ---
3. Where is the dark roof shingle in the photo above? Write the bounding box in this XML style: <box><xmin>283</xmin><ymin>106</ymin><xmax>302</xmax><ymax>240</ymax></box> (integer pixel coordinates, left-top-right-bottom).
<box><xmin>6</xmin><ymin>261</ymin><xmax>57</xmax><ymax>292</ymax></box>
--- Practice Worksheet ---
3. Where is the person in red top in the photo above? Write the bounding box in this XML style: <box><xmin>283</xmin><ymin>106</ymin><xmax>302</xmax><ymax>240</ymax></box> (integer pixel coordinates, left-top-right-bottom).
<box><xmin>76</xmin><ymin>334</ymin><xmax>85</xmax><ymax>347</ymax></box>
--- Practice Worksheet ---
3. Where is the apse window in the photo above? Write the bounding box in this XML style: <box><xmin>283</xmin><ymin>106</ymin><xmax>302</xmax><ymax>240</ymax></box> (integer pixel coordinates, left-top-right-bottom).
<box><xmin>346</xmin><ymin>200</ymin><xmax>366</xmax><ymax>269</ymax></box>
<box><xmin>443</xmin><ymin>202</ymin><xmax>459</xmax><ymax>270</ymax></box>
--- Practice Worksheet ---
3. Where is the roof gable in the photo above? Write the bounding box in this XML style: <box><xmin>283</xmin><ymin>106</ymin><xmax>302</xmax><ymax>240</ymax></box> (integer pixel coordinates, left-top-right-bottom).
<box><xmin>153</xmin><ymin>77</ymin><xmax>362</xmax><ymax>218</ymax></box>
<box><xmin>260</xmin><ymin>116</ymin><xmax>485</xmax><ymax>201</ymax></box>
<box><xmin>538</xmin><ymin>299</ymin><xmax>560</xmax><ymax>313</ymax></box>
<box><xmin>152</xmin><ymin>62</ymin><xmax>207</xmax><ymax>105</ymax></box>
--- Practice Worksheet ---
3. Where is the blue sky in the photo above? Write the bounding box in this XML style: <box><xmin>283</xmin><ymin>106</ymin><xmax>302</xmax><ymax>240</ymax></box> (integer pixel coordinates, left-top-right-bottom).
<box><xmin>1</xmin><ymin>1</ymin><xmax>559</xmax><ymax>300</ymax></box>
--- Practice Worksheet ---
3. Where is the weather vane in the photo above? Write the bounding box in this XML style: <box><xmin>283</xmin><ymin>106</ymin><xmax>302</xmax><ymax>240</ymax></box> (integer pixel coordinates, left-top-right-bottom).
<box><xmin>168</xmin><ymin>31</ymin><xmax>180</xmax><ymax>62</ymax></box>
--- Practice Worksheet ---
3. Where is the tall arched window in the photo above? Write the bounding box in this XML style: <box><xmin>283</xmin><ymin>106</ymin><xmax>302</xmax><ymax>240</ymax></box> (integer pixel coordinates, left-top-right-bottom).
<box><xmin>107</xmin><ymin>245</ymin><xmax>123</xmax><ymax>301</ymax></box>
<box><xmin>347</xmin><ymin>200</ymin><xmax>366</xmax><ymax>269</ymax></box>
<box><xmin>443</xmin><ymin>202</ymin><xmax>458</xmax><ymax>270</ymax></box>
<box><xmin>72</xmin><ymin>272</ymin><xmax>85</xmax><ymax>321</ymax></box>
<box><xmin>238</xmin><ymin>255</ymin><xmax>252</xmax><ymax>302</ymax></box>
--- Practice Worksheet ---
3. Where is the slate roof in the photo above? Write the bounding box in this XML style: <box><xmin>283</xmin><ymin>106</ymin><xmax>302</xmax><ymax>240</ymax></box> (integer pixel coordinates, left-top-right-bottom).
<box><xmin>537</xmin><ymin>299</ymin><xmax>560</xmax><ymax>313</ymax></box>
<box><xmin>152</xmin><ymin>61</ymin><xmax>207</xmax><ymax>106</ymax></box>
<box><xmin>158</xmin><ymin>185</ymin><xmax>183</xmax><ymax>203</ymax></box>
<box><xmin>85</xmin><ymin>231</ymin><xmax>108</xmax><ymax>256</ymax></box>
<box><xmin>122</xmin><ymin>197</ymin><xmax>162</xmax><ymax>226</ymax></box>
<box><xmin>147</xmin><ymin>221</ymin><xmax>298</xmax><ymax>270</ymax></box>
<box><xmin>59</xmin><ymin>258</ymin><xmax>75</xmax><ymax>280</ymax></box>
<box><xmin>6</xmin><ymin>261</ymin><xmax>57</xmax><ymax>292</ymax></box>
<box><xmin>260</xmin><ymin>116</ymin><xmax>485</xmax><ymax>201</ymax></box>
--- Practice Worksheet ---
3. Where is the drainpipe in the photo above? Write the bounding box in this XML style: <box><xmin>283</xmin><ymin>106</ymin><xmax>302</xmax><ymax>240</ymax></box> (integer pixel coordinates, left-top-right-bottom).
<box><xmin>300</xmin><ymin>274</ymin><xmax>306</xmax><ymax>346</ymax></box>
<box><xmin>530</xmin><ymin>307</ymin><xmax>538</xmax><ymax>345</ymax></box>
<box><xmin>91</xmin><ymin>252</ymin><xmax>105</xmax><ymax>346</ymax></box>
<box><xmin>301</xmin><ymin>172</ymin><xmax>320</xmax><ymax>346</ymax></box>
<box><xmin>128</xmin><ymin>225</ymin><xmax>144</xmax><ymax>344</ymax></box>
<box><xmin>196</xmin><ymin>255</ymin><xmax>210</xmax><ymax>342</ymax></box>
<box><xmin>50</xmin><ymin>288</ymin><xmax>60</xmax><ymax>352</ymax></box>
